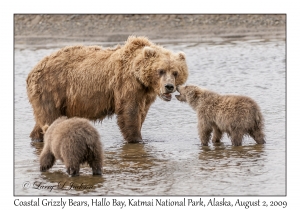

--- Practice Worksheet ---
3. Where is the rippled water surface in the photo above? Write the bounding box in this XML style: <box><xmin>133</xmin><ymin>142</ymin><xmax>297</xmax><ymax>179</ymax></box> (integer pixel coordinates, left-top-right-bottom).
<box><xmin>14</xmin><ymin>39</ymin><xmax>285</xmax><ymax>195</ymax></box>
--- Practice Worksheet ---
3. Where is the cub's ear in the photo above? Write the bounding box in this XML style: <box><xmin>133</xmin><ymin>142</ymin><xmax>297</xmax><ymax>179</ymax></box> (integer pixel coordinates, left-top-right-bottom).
<box><xmin>176</xmin><ymin>85</ymin><xmax>183</xmax><ymax>93</ymax></box>
<box><xmin>143</xmin><ymin>46</ymin><xmax>156</xmax><ymax>58</ymax></box>
<box><xmin>42</xmin><ymin>124</ymin><xmax>49</xmax><ymax>134</ymax></box>
<box><xmin>178</xmin><ymin>52</ymin><xmax>186</xmax><ymax>61</ymax></box>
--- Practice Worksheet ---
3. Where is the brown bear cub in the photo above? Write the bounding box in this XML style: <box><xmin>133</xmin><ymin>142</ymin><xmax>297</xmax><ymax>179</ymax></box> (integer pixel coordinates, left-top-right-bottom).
<box><xmin>175</xmin><ymin>85</ymin><xmax>265</xmax><ymax>146</ymax></box>
<box><xmin>40</xmin><ymin>116</ymin><xmax>104</xmax><ymax>176</ymax></box>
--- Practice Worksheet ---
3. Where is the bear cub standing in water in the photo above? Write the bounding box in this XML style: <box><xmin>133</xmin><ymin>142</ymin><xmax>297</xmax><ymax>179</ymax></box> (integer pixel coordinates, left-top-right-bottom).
<box><xmin>40</xmin><ymin>116</ymin><xmax>104</xmax><ymax>176</ymax></box>
<box><xmin>175</xmin><ymin>85</ymin><xmax>265</xmax><ymax>146</ymax></box>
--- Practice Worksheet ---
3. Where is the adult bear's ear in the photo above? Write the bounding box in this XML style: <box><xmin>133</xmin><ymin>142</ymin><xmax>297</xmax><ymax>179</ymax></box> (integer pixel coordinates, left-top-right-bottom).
<box><xmin>178</xmin><ymin>52</ymin><xmax>186</xmax><ymax>61</ymax></box>
<box><xmin>143</xmin><ymin>46</ymin><xmax>156</xmax><ymax>58</ymax></box>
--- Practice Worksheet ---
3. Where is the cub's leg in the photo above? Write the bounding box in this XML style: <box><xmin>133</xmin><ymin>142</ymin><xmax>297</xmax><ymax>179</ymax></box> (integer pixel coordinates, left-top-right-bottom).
<box><xmin>66</xmin><ymin>164</ymin><xmax>80</xmax><ymax>177</ymax></box>
<box><xmin>249</xmin><ymin>129</ymin><xmax>266</xmax><ymax>144</ymax></box>
<box><xmin>198</xmin><ymin>121</ymin><xmax>212</xmax><ymax>146</ymax></box>
<box><xmin>230</xmin><ymin>131</ymin><xmax>244</xmax><ymax>146</ymax></box>
<box><xmin>212</xmin><ymin>125</ymin><xmax>223</xmax><ymax>143</ymax></box>
<box><xmin>40</xmin><ymin>149</ymin><xmax>56</xmax><ymax>172</ymax></box>
<box><xmin>87</xmin><ymin>146</ymin><xmax>103</xmax><ymax>176</ymax></box>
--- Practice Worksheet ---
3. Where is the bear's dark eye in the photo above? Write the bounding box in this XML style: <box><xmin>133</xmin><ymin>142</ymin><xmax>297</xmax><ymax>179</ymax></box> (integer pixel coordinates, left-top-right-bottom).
<box><xmin>173</xmin><ymin>71</ymin><xmax>178</xmax><ymax>77</ymax></box>
<box><xmin>158</xmin><ymin>69</ymin><xmax>165</xmax><ymax>76</ymax></box>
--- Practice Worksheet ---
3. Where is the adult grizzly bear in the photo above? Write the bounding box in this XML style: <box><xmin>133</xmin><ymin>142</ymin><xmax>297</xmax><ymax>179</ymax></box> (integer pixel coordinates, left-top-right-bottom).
<box><xmin>40</xmin><ymin>116</ymin><xmax>104</xmax><ymax>176</ymax></box>
<box><xmin>27</xmin><ymin>36</ymin><xmax>188</xmax><ymax>142</ymax></box>
<box><xmin>175</xmin><ymin>85</ymin><xmax>265</xmax><ymax>146</ymax></box>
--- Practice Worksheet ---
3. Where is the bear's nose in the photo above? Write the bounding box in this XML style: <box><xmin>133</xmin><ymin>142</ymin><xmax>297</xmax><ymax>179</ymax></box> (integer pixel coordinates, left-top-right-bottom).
<box><xmin>165</xmin><ymin>84</ymin><xmax>175</xmax><ymax>92</ymax></box>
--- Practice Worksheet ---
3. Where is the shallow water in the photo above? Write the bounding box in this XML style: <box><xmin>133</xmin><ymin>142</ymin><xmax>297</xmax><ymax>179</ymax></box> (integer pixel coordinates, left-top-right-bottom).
<box><xmin>14</xmin><ymin>38</ymin><xmax>285</xmax><ymax>196</ymax></box>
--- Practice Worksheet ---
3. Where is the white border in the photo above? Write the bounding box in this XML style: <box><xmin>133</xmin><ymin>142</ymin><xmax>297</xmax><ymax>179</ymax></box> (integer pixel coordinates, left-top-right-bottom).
<box><xmin>4</xmin><ymin>0</ymin><xmax>297</xmax><ymax>208</ymax></box>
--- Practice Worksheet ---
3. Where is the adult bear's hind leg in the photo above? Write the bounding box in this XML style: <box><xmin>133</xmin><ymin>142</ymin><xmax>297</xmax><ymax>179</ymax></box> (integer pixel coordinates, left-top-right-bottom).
<box><xmin>30</xmin><ymin>123</ymin><xmax>44</xmax><ymax>142</ymax></box>
<box><xmin>29</xmin><ymin>95</ymin><xmax>65</xmax><ymax>141</ymax></box>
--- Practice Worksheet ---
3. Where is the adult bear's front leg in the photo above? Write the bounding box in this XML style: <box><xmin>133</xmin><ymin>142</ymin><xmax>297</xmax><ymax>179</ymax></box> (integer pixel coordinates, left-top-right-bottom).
<box><xmin>140</xmin><ymin>93</ymin><xmax>156</xmax><ymax>128</ymax></box>
<box><xmin>116</xmin><ymin>100</ymin><xmax>142</xmax><ymax>143</ymax></box>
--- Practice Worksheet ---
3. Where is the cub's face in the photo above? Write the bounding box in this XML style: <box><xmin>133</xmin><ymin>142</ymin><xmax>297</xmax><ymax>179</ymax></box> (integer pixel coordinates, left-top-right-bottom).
<box><xmin>175</xmin><ymin>85</ymin><xmax>200</xmax><ymax>103</ymax></box>
<box><xmin>175</xmin><ymin>85</ymin><xmax>188</xmax><ymax>102</ymax></box>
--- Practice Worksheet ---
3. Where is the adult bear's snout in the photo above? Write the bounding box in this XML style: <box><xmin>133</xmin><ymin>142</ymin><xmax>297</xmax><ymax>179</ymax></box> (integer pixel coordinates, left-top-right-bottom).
<box><xmin>165</xmin><ymin>84</ymin><xmax>175</xmax><ymax>92</ymax></box>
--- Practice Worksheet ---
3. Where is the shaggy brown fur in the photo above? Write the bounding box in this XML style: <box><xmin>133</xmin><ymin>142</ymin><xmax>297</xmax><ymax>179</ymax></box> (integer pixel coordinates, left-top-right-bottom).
<box><xmin>176</xmin><ymin>85</ymin><xmax>265</xmax><ymax>146</ymax></box>
<box><xmin>27</xmin><ymin>36</ymin><xmax>189</xmax><ymax>143</ymax></box>
<box><xmin>39</xmin><ymin>117</ymin><xmax>104</xmax><ymax>176</ymax></box>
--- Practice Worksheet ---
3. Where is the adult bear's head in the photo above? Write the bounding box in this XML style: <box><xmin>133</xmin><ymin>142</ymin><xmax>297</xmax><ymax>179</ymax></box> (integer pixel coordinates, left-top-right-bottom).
<box><xmin>129</xmin><ymin>36</ymin><xmax>189</xmax><ymax>101</ymax></box>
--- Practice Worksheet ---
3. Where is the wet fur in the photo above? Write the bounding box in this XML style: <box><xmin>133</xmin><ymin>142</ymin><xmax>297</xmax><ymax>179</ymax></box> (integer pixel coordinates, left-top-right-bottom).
<box><xmin>40</xmin><ymin>117</ymin><xmax>104</xmax><ymax>176</ymax></box>
<box><xmin>176</xmin><ymin>85</ymin><xmax>265</xmax><ymax>146</ymax></box>
<box><xmin>27</xmin><ymin>36</ymin><xmax>188</xmax><ymax>143</ymax></box>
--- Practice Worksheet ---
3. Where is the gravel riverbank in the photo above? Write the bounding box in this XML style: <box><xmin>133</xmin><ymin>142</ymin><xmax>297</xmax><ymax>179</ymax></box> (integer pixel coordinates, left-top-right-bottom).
<box><xmin>14</xmin><ymin>14</ymin><xmax>286</xmax><ymax>47</ymax></box>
